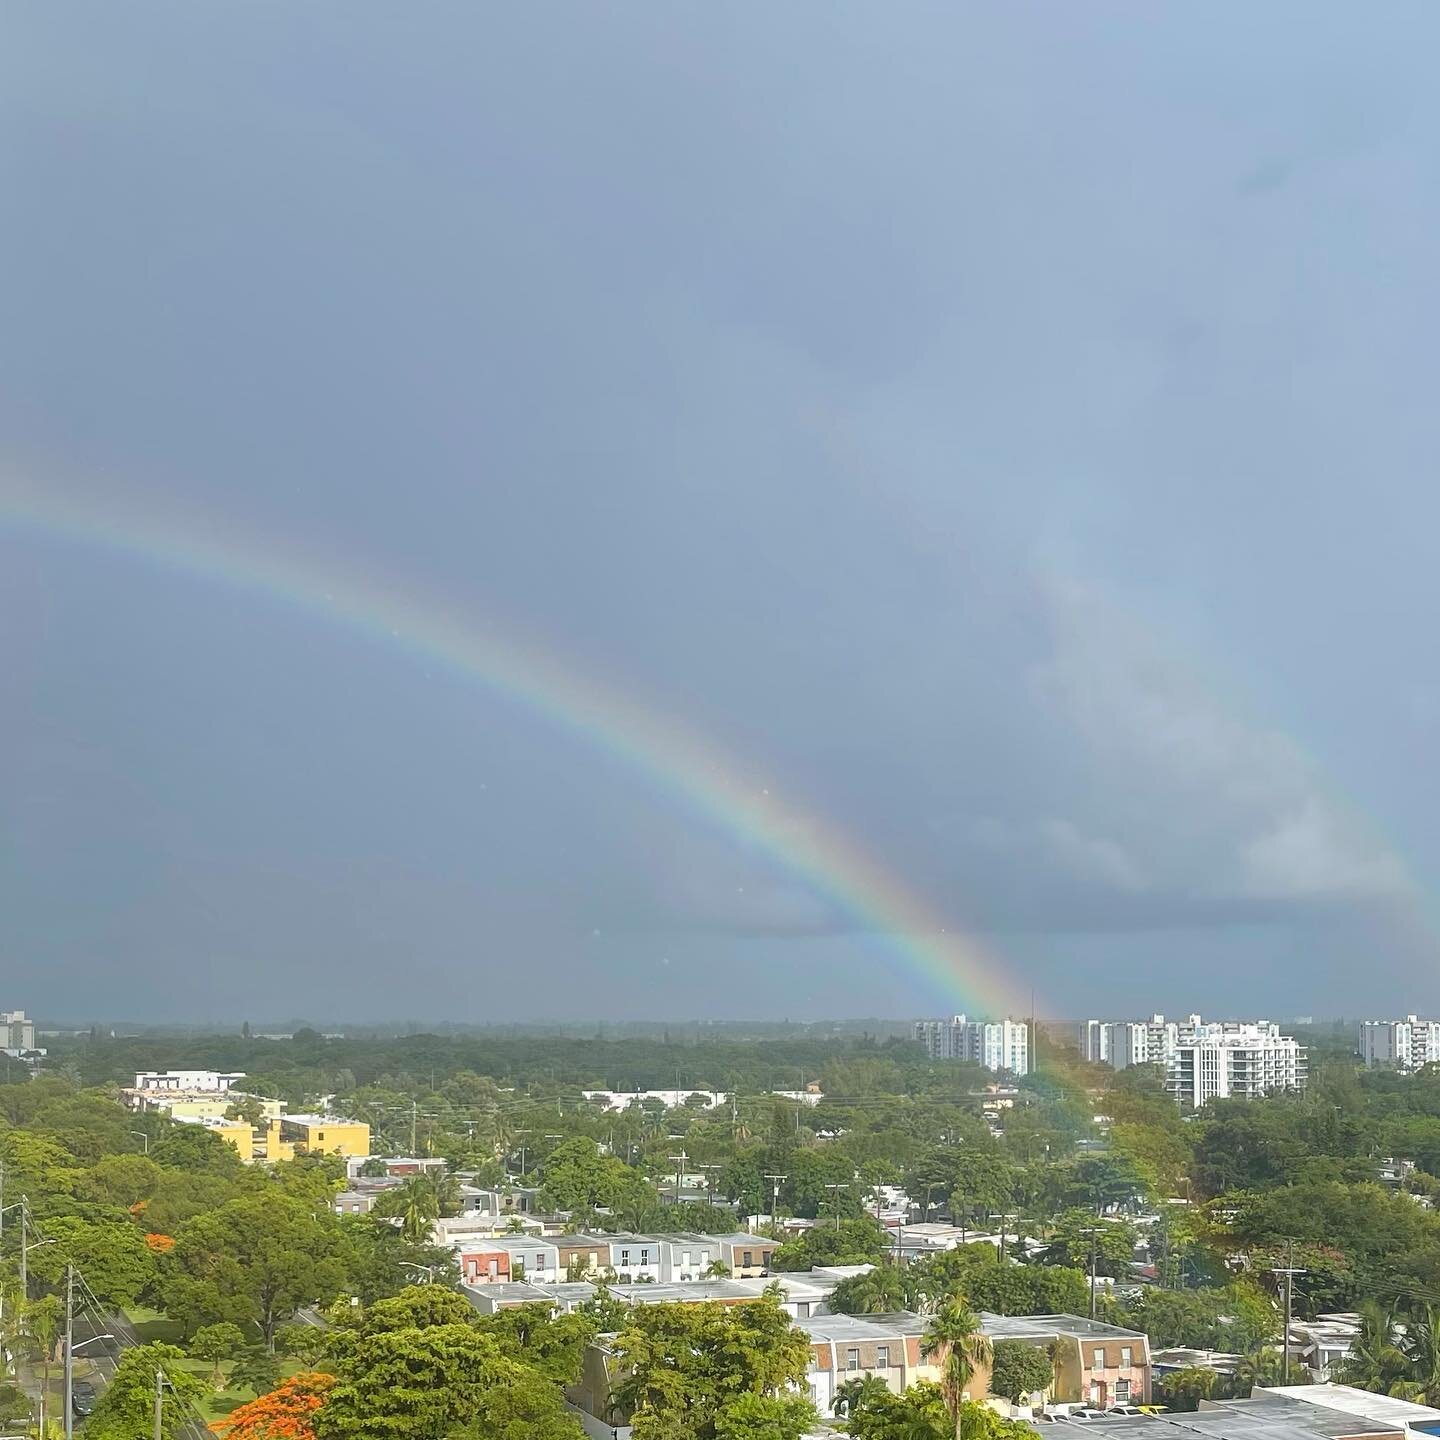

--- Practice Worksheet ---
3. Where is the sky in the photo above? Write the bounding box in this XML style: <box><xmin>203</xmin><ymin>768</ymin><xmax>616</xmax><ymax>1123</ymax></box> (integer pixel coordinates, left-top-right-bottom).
<box><xmin>4</xmin><ymin>3</ymin><xmax>1440</xmax><ymax>1024</ymax></box>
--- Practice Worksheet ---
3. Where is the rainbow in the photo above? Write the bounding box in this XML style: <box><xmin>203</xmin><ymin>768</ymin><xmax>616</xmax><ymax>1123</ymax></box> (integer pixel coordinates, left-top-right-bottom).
<box><xmin>0</xmin><ymin>479</ymin><xmax>1025</xmax><ymax>1017</ymax></box>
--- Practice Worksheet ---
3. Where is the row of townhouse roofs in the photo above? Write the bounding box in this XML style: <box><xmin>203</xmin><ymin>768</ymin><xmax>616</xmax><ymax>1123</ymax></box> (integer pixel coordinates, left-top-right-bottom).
<box><xmin>1078</xmin><ymin>1016</ymin><xmax>1308</xmax><ymax>1107</ymax></box>
<box><xmin>559</xmin><ymin>1306</ymin><xmax>1156</xmax><ymax>1430</ymax></box>
<box><xmin>124</xmin><ymin>1071</ymin><xmax>370</xmax><ymax>1162</ymax></box>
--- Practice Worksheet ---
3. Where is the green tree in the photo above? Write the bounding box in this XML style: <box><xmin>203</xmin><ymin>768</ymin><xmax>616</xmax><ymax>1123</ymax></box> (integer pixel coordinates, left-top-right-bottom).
<box><xmin>22</xmin><ymin>1295</ymin><xmax>63</xmax><ymax>1402</ymax></box>
<box><xmin>1155</xmin><ymin>1366</ymin><xmax>1218</xmax><ymax>1412</ymax></box>
<box><xmin>276</xmin><ymin>1321</ymin><xmax>333</xmax><ymax>1367</ymax></box>
<box><xmin>190</xmin><ymin>1322</ymin><xmax>247</xmax><ymax>1387</ymax></box>
<box><xmin>373</xmin><ymin>1175</ymin><xmax>441</xmax><ymax>1243</ymax></box>
<box><xmin>1334</xmin><ymin>1303</ymin><xmax>1408</xmax><ymax>1395</ymax></box>
<box><xmin>163</xmin><ymin>1192</ymin><xmax>353</xmax><ymax>1346</ymax></box>
<box><xmin>830</xmin><ymin>1264</ymin><xmax>917</xmax><ymax>1314</ymax></box>
<box><xmin>84</xmin><ymin>1344</ymin><xmax>209</xmax><ymax>1440</ymax></box>
<box><xmin>921</xmin><ymin>1299</ymin><xmax>994</xmax><ymax>1440</ymax></box>
<box><xmin>24</xmin><ymin>1215</ymin><xmax>157</xmax><ymax>1308</ymax></box>
<box><xmin>1041</xmin><ymin>1210</ymin><xmax>1135</xmax><ymax>1275</ymax></box>
<box><xmin>318</xmin><ymin>1323</ymin><xmax>578</xmax><ymax>1440</ymax></box>
<box><xmin>987</xmin><ymin>1340</ymin><xmax>1053</xmax><ymax>1404</ymax></box>
<box><xmin>610</xmin><ymin>1295</ymin><xmax>812</xmax><ymax>1439</ymax></box>
<box><xmin>230</xmin><ymin>1345</ymin><xmax>283</xmax><ymax>1396</ymax></box>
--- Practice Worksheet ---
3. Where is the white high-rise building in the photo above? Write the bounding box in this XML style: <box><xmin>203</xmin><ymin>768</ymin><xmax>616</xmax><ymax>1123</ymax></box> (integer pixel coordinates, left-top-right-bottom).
<box><xmin>913</xmin><ymin>1016</ymin><xmax>1029</xmax><ymax>1076</ymax></box>
<box><xmin>1080</xmin><ymin>1015</ymin><xmax>1305</xmax><ymax>1108</ymax></box>
<box><xmin>0</xmin><ymin>1011</ymin><xmax>36</xmax><ymax>1054</ymax></box>
<box><xmin>1359</xmin><ymin>1017</ymin><xmax>1440</xmax><ymax>1071</ymax></box>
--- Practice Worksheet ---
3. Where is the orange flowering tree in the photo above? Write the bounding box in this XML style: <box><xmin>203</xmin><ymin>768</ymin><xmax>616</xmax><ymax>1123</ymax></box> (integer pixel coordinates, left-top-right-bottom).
<box><xmin>209</xmin><ymin>1372</ymin><xmax>335</xmax><ymax>1440</ymax></box>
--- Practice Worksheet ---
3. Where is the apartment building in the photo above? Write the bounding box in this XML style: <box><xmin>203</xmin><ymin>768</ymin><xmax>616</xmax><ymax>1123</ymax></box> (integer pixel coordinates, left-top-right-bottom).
<box><xmin>1359</xmin><ymin>1017</ymin><xmax>1440</xmax><ymax>1071</ymax></box>
<box><xmin>912</xmin><ymin>1016</ymin><xmax>1030</xmax><ymax>1076</ymax></box>
<box><xmin>0</xmin><ymin>1012</ymin><xmax>36</xmax><ymax>1054</ymax></box>
<box><xmin>456</xmin><ymin>1235</ymin><xmax>562</xmax><ymax>1285</ymax></box>
<box><xmin>1081</xmin><ymin>1015</ymin><xmax>1306</xmax><ymax>1108</ymax></box>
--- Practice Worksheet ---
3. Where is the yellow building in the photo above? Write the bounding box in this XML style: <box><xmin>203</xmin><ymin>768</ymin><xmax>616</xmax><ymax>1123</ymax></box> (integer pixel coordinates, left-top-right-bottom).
<box><xmin>275</xmin><ymin>1114</ymin><xmax>370</xmax><ymax>1158</ymax></box>
<box><xmin>203</xmin><ymin>1118</ymin><xmax>256</xmax><ymax>1163</ymax></box>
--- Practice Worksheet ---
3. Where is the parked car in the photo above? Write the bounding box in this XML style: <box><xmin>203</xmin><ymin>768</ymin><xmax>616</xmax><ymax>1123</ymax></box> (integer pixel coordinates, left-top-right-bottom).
<box><xmin>1106</xmin><ymin>1406</ymin><xmax>1150</xmax><ymax>1417</ymax></box>
<box><xmin>1064</xmin><ymin>1407</ymin><xmax>1111</xmax><ymax>1421</ymax></box>
<box><xmin>71</xmin><ymin>1382</ymin><xmax>96</xmax><ymax>1417</ymax></box>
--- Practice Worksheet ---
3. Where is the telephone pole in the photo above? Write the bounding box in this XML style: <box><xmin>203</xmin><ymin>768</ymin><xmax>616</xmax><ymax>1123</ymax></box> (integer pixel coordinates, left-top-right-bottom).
<box><xmin>19</xmin><ymin>1194</ymin><xmax>28</xmax><ymax>1302</ymax></box>
<box><xmin>823</xmin><ymin>1182</ymin><xmax>850</xmax><ymax>1232</ymax></box>
<box><xmin>764</xmin><ymin>1173</ymin><xmax>787</xmax><ymax>1227</ymax></box>
<box><xmin>64</xmin><ymin>1264</ymin><xmax>74</xmax><ymax>1440</ymax></box>
<box><xmin>153</xmin><ymin>1367</ymin><xmax>166</xmax><ymax>1440</ymax></box>
<box><xmin>1273</xmin><ymin>1240</ymin><xmax>1307</xmax><ymax>1384</ymax></box>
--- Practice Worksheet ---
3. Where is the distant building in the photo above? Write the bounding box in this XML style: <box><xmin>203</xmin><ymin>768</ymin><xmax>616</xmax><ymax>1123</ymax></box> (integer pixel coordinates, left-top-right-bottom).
<box><xmin>581</xmin><ymin>1089</ymin><xmax>729</xmax><ymax>1111</ymax></box>
<box><xmin>1358</xmin><ymin>1016</ymin><xmax>1440</xmax><ymax>1071</ymax></box>
<box><xmin>0</xmin><ymin>1012</ymin><xmax>36</xmax><ymax>1054</ymax></box>
<box><xmin>913</xmin><ymin>1016</ymin><xmax>1029</xmax><ymax>1075</ymax></box>
<box><xmin>272</xmin><ymin>1114</ymin><xmax>370</xmax><ymax>1159</ymax></box>
<box><xmin>1081</xmin><ymin>1015</ymin><xmax>1305</xmax><ymax>1107</ymax></box>
<box><xmin>132</xmin><ymin>1070</ymin><xmax>246</xmax><ymax>1094</ymax></box>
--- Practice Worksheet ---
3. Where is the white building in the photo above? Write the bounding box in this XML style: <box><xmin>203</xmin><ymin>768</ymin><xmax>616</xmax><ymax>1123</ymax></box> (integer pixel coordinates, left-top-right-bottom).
<box><xmin>1358</xmin><ymin>1017</ymin><xmax>1440</xmax><ymax>1071</ymax></box>
<box><xmin>580</xmin><ymin>1089</ymin><xmax>729</xmax><ymax>1112</ymax></box>
<box><xmin>1081</xmin><ymin>1016</ymin><xmax>1305</xmax><ymax>1108</ymax></box>
<box><xmin>913</xmin><ymin>1016</ymin><xmax>1029</xmax><ymax>1076</ymax></box>
<box><xmin>132</xmin><ymin>1070</ymin><xmax>247</xmax><ymax>1093</ymax></box>
<box><xmin>0</xmin><ymin>1011</ymin><xmax>36</xmax><ymax>1054</ymax></box>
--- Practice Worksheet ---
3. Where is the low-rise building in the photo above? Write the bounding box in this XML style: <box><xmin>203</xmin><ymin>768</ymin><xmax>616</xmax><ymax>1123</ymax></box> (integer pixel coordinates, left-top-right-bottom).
<box><xmin>799</xmin><ymin>1312</ymin><xmax>935</xmax><ymax>1414</ymax></box>
<box><xmin>978</xmin><ymin>1313</ymin><xmax>1152</xmax><ymax>1408</ymax></box>
<box><xmin>274</xmin><ymin>1114</ymin><xmax>370</xmax><ymax>1158</ymax></box>
<box><xmin>455</xmin><ymin>1235</ymin><xmax>560</xmax><ymax>1285</ymax></box>
<box><xmin>132</xmin><ymin>1070</ymin><xmax>247</xmax><ymax>1094</ymax></box>
<box><xmin>712</xmin><ymin>1233</ymin><xmax>779</xmax><ymax>1277</ymax></box>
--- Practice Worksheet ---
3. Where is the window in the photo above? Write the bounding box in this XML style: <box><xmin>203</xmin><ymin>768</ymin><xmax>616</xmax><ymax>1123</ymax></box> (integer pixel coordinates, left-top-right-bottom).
<box><xmin>876</xmin><ymin>1346</ymin><xmax>890</xmax><ymax>1368</ymax></box>
<box><xmin>1093</xmin><ymin>1348</ymin><xmax>1105</xmax><ymax>1370</ymax></box>
<box><xmin>1120</xmin><ymin>1347</ymin><xmax>1132</xmax><ymax>1368</ymax></box>
<box><xmin>846</xmin><ymin>1348</ymin><xmax>860</xmax><ymax>1372</ymax></box>
<box><xmin>1116</xmin><ymin>1379</ymin><xmax>1131</xmax><ymax>1403</ymax></box>
<box><xmin>621</xmin><ymin>1249</ymin><xmax>630</xmax><ymax>1265</ymax></box>
<box><xmin>742</xmin><ymin>1251</ymin><xmax>753</xmax><ymax>1267</ymax></box>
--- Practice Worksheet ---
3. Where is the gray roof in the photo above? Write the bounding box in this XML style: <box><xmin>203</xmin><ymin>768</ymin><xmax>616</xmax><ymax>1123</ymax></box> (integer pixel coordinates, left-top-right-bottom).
<box><xmin>798</xmin><ymin>1311</ymin><xmax>928</xmax><ymax>1342</ymax></box>
<box><xmin>981</xmin><ymin>1312</ymin><xmax>1148</xmax><ymax>1343</ymax></box>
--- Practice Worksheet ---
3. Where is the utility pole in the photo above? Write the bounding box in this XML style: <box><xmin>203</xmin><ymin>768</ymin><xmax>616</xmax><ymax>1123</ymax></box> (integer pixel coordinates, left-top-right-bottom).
<box><xmin>19</xmin><ymin>1194</ymin><xmax>28</xmax><ymax>1302</ymax></box>
<box><xmin>824</xmin><ymin>1183</ymin><xmax>850</xmax><ymax>1232</ymax></box>
<box><xmin>668</xmin><ymin>1151</ymin><xmax>689</xmax><ymax>1204</ymax></box>
<box><xmin>64</xmin><ymin>1264</ymin><xmax>74</xmax><ymax>1440</ymax></box>
<box><xmin>1273</xmin><ymin>1240</ymin><xmax>1307</xmax><ymax>1385</ymax></box>
<box><xmin>154</xmin><ymin>1366</ymin><xmax>165</xmax><ymax>1440</ymax></box>
<box><xmin>1086</xmin><ymin>1226</ymin><xmax>1100</xmax><ymax>1320</ymax></box>
<box><xmin>410</xmin><ymin>1099</ymin><xmax>418</xmax><ymax>1156</ymax></box>
<box><xmin>764</xmin><ymin>1173</ymin><xmax>787</xmax><ymax>1228</ymax></box>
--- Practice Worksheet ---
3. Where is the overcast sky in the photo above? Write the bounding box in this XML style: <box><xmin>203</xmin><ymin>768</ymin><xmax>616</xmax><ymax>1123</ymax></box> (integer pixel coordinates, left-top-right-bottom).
<box><xmin>4</xmin><ymin>4</ymin><xmax>1440</xmax><ymax>1024</ymax></box>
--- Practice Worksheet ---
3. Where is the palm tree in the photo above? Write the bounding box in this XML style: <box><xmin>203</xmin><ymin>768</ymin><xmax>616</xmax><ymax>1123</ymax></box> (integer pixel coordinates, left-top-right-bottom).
<box><xmin>381</xmin><ymin>1175</ymin><xmax>440</xmax><ymax>1243</ymax></box>
<box><xmin>1395</xmin><ymin>1304</ymin><xmax>1440</xmax><ymax>1404</ymax></box>
<box><xmin>845</xmin><ymin>1264</ymin><xmax>911</xmax><ymax>1315</ymax></box>
<box><xmin>1334</xmin><ymin>1304</ymin><xmax>1407</xmax><ymax>1396</ymax></box>
<box><xmin>921</xmin><ymin>1298</ymin><xmax>993</xmax><ymax>1440</ymax></box>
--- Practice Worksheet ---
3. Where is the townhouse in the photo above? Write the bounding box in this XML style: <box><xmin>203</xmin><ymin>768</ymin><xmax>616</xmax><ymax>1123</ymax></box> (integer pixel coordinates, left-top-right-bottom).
<box><xmin>979</xmin><ymin>1313</ymin><xmax>1153</xmax><ymax>1408</ymax></box>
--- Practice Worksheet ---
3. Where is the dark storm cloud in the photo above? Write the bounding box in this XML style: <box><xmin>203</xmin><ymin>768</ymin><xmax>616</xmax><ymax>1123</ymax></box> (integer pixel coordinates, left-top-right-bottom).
<box><xmin>4</xmin><ymin>2</ymin><xmax>1440</xmax><ymax>1020</ymax></box>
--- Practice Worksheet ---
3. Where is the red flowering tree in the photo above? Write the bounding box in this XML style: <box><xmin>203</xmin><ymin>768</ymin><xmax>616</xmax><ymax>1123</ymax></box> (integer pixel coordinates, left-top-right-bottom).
<box><xmin>210</xmin><ymin>1372</ymin><xmax>335</xmax><ymax>1440</ymax></box>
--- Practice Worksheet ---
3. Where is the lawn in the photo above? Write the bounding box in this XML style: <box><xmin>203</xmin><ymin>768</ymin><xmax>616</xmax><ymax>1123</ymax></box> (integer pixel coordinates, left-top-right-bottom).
<box><xmin>121</xmin><ymin>1309</ymin><xmax>305</xmax><ymax>1424</ymax></box>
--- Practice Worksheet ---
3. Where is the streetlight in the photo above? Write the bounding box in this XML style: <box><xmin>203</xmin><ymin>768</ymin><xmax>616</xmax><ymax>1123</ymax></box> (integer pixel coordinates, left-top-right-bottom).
<box><xmin>399</xmin><ymin>1261</ymin><xmax>439</xmax><ymax>1285</ymax></box>
<box><xmin>128</xmin><ymin>1131</ymin><xmax>150</xmax><ymax>1155</ymax></box>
